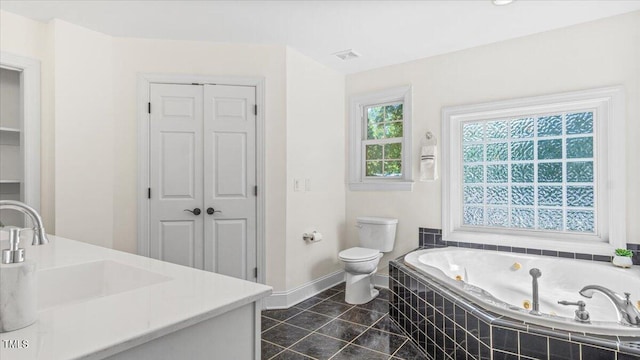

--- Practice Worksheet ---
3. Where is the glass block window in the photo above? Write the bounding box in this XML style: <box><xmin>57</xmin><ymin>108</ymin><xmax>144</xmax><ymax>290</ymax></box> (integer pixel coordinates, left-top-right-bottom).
<box><xmin>461</xmin><ymin>111</ymin><xmax>596</xmax><ymax>233</ymax></box>
<box><xmin>364</xmin><ymin>102</ymin><xmax>404</xmax><ymax>177</ymax></box>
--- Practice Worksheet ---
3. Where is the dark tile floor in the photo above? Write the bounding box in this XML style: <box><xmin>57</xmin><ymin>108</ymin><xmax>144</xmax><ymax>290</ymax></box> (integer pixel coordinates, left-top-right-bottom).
<box><xmin>262</xmin><ymin>283</ymin><xmax>425</xmax><ymax>360</ymax></box>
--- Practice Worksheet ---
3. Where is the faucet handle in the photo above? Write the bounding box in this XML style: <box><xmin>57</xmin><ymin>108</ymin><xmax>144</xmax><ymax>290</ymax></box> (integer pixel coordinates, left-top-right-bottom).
<box><xmin>558</xmin><ymin>300</ymin><xmax>590</xmax><ymax>323</ymax></box>
<box><xmin>625</xmin><ymin>292</ymin><xmax>632</xmax><ymax>303</ymax></box>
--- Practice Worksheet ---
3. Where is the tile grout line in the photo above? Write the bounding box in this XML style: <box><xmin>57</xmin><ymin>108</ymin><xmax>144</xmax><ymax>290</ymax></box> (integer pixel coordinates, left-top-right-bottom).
<box><xmin>388</xmin><ymin>337</ymin><xmax>409</xmax><ymax>359</ymax></box>
<box><xmin>264</xmin><ymin>287</ymin><xmax>409</xmax><ymax>360</ymax></box>
<box><xmin>327</xmin><ymin>308</ymin><xmax>406</xmax><ymax>360</ymax></box>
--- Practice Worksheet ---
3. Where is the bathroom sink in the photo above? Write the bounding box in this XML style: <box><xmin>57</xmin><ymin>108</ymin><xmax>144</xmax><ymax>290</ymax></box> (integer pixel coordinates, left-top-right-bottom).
<box><xmin>37</xmin><ymin>260</ymin><xmax>172</xmax><ymax>310</ymax></box>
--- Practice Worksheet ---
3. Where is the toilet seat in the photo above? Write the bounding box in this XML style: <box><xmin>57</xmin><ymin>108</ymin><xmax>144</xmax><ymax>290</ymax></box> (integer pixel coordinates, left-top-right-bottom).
<box><xmin>338</xmin><ymin>247</ymin><xmax>380</xmax><ymax>262</ymax></box>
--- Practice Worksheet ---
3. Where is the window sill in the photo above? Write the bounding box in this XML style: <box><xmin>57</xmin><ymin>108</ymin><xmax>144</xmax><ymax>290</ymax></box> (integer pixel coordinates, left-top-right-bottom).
<box><xmin>443</xmin><ymin>229</ymin><xmax>621</xmax><ymax>256</ymax></box>
<box><xmin>349</xmin><ymin>181</ymin><xmax>414</xmax><ymax>192</ymax></box>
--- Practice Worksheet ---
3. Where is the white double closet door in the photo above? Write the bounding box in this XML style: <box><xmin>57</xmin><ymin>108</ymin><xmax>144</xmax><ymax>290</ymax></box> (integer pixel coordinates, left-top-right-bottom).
<box><xmin>148</xmin><ymin>83</ymin><xmax>257</xmax><ymax>281</ymax></box>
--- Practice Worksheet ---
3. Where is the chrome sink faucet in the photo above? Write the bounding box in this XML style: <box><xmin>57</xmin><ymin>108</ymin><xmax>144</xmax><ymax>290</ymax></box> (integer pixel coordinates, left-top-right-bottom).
<box><xmin>0</xmin><ymin>200</ymin><xmax>49</xmax><ymax>264</ymax></box>
<box><xmin>529</xmin><ymin>268</ymin><xmax>542</xmax><ymax>315</ymax></box>
<box><xmin>579</xmin><ymin>285</ymin><xmax>640</xmax><ymax>327</ymax></box>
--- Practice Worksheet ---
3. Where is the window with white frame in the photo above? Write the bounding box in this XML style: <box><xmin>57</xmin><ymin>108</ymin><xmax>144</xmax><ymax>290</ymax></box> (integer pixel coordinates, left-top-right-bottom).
<box><xmin>442</xmin><ymin>87</ymin><xmax>626</xmax><ymax>254</ymax></box>
<box><xmin>349</xmin><ymin>86</ymin><xmax>413</xmax><ymax>191</ymax></box>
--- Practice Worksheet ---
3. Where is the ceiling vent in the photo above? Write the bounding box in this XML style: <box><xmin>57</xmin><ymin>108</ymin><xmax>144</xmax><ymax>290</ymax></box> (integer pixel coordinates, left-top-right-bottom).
<box><xmin>333</xmin><ymin>49</ymin><xmax>361</xmax><ymax>61</ymax></box>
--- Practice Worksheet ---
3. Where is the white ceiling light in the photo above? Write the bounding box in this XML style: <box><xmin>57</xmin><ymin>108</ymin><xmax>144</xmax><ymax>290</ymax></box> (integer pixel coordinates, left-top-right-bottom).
<box><xmin>333</xmin><ymin>49</ymin><xmax>361</xmax><ymax>61</ymax></box>
<box><xmin>493</xmin><ymin>0</ymin><xmax>515</xmax><ymax>5</ymax></box>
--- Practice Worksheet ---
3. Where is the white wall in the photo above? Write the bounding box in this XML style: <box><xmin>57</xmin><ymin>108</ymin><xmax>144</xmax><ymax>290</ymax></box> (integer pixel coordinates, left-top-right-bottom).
<box><xmin>285</xmin><ymin>48</ymin><xmax>346</xmax><ymax>289</ymax></box>
<box><xmin>52</xmin><ymin>19</ymin><xmax>115</xmax><ymax>248</ymax></box>
<box><xmin>345</xmin><ymin>11</ymin><xmax>640</xmax><ymax>275</ymax></box>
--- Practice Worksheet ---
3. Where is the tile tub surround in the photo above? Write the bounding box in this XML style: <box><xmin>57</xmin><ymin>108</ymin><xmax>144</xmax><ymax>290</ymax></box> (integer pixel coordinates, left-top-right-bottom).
<box><xmin>389</xmin><ymin>258</ymin><xmax>640</xmax><ymax>360</ymax></box>
<box><xmin>419</xmin><ymin>228</ymin><xmax>640</xmax><ymax>265</ymax></box>
<box><xmin>261</xmin><ymin>283</ymin><xmax>425</xmax><ymax>360</ymax></box>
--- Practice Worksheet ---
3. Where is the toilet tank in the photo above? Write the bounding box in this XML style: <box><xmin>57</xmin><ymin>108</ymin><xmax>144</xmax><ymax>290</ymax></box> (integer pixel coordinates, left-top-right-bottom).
<box><xmin>356</xmin><ymin>217</ymin><xmax>398</xmax><ymax>253</ymax></box>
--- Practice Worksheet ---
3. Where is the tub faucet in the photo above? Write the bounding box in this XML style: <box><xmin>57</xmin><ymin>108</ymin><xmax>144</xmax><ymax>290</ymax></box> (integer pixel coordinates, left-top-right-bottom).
<box><xmin>0</xmin><ymin>200</ymin><xmax>49</xmax><ymax>263</ymax></box>
<box><xmin>579</xmin><ymin>285</ymin><xmax>640</xmax><ymax>327</ymax></box>
<box><xmin>529</xmin><ymin>268</ymin><xmax>542</xmax><ymax>315</ymax></box>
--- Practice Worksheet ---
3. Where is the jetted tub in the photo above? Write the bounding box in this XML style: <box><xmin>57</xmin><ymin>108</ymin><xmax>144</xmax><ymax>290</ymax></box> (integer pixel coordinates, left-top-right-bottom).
<box><xmin>404</xmin><ymin>247</ymin><xmax>640</xmax><ymax>336</ymax></box>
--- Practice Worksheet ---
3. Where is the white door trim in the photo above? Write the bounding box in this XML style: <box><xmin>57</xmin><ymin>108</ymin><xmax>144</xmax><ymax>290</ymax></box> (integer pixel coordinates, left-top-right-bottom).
<box><xmin>0</xmin><ymin>52</ymin><xmax>41</xmax><ymax>212</ymax></box>
<box><xmin>137</xmin><ymin>73</ymin><xmax>266</xmax><ymax>285</ymax></box>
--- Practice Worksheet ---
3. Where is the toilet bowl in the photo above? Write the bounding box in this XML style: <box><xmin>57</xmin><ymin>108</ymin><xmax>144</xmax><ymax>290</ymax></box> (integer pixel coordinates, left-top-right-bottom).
<box><xmin>339</xmin><ymin>247</ymin><xmax>383</xmax><ymax>304</ymax></box>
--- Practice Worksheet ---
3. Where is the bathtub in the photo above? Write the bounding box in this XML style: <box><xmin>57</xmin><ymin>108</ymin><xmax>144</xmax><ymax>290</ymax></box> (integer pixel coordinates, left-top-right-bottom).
<box><xmin>404</xmin><ymin>247</ymin><xmax>640</xmax><ymax>336</ymax></box>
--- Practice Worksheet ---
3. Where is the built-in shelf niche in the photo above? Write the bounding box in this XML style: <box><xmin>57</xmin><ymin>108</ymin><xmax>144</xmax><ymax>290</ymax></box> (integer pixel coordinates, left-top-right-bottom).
<box><xmin>0</xmin><ymin>52</ymin><xmax>40</xmax><ymax>229</ymax></box>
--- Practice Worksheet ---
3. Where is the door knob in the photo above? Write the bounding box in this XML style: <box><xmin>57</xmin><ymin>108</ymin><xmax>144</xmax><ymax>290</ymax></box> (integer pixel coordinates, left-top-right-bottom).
<box><xmin>184</xmin><ymin>208</ymin><xmax>201</xmax><ymax>215</ymax></box>
<box><xmin>206</xmin><ymin>207</ymin><xmax>222</xmax><ymax>215</ymax></box>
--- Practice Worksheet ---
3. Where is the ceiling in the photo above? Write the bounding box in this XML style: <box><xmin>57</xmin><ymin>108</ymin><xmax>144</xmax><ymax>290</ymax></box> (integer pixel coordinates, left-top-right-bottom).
<box><xmin>2</xmin><ymin>0</ymin><xmax>640</xmax><ymax>74</ymax></box>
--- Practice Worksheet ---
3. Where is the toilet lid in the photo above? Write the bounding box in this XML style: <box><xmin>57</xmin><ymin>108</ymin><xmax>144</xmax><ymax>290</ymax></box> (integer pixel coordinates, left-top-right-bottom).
<box><xmin>339</xmin><ymin>247</ymin><xmax>380</xmax><ymax>261</ymax></box>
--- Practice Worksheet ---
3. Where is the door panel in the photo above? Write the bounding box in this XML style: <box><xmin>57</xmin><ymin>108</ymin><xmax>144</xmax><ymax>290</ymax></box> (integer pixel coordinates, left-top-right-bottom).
<box><xmin>203</xmin><ymin>85</ymin><xmax>257</xmax><ymax>280</ymax></box>
<box><xmin>160</xmin><ymin>221</ymin><xmax>196</xmax><ymax>267</ymax></box>
<box><xmin>160</xmin><ymin>132</ymin><xmax>196</xmax><ymax>198</ymax></box>
<box><xmin>213</xmin><ymin>219</ymin><xmax>247</xmax><ymax>279</ymax></box>
<box><xmin>149</xmin><ymin>84</ymin><xmax>204</xmax><ymax>269</ymax></box>
<box><xmin>215</xmin><ymin>132</ymin><xmax>247</xmax><ymax>197</ymax></box>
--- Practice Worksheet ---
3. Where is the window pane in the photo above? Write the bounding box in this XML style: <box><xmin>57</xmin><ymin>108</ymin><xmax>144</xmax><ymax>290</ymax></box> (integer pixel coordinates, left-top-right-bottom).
<box><xmin>566</xmin><ymin>137</ymin><xmax>593</xmax><ymax>159</ymax></box>
<box><xmin>384</xmin><ymin>161</ymin><xmax>402</xmax><ymax>176</ymax></box>
<box><xmin>487</xmin><ymin>164</ymin><xmax>508</xmax><ymax>183</ymax></box>
<box><xmin>538</xmin><ymin>162</ymin><xmax>563</xmax><ymax>183</ymax></box>
<box><xmin>385</xmin><ymin>104</ymin><xmax>403</xmax><ymax>121</ymax></box>
<box><xmin>567</xmin><ymin>210</ymin><xmax>594</xmax><ymax>232</ymax></box>
<box><xmin>567</xmin><ymin>186</ymin><xmax>594</xmax><ymax>207</ymax></box>
<box><xmin>538</xmin><ymin>209</ymin><xmax>563</xmax><ymax>230</ymax></box>
<box><xmin>511</xmin><ymin>163</ymin><xmax>534</xmax><ymax>183</ymax></box>
<box><xmin>538</xmin><ymin>186</ymin><xmax>563</xmax><ymax>206</ymax></box>
<box><xmin>463</xmin><ymin>206</ymin><xmax>484</xmax><ymax>226</ymax></box>
<box><xmin>487</xmin><ymin>186</ymin><xmax>508</xmax><ymax>204</ymax></box>
<box><xmin>538</xmin><ymin>139</ymin><xmax>563</xmax><ymax>160</ymax></box>
<box><xmin>511</xmin><ymin>118</ymin><xmax>534</xmax><ymax>138</ymax></box>
<box><xmin>464</xmin><ymin>165</ymin><xmax>484</xmax><ymax>183</ymax></box>
<box><xmin>367</xmin><ymin>123</ymin><xmax>384</xmax><ymax>139</ymax></box>
<box><xmin>511</xmin><ymin>208</ymin><xmax>535</xmax><ymax>228</ymax></box>
<box><xmin>566</xmin><ymin>112</ymin><xmax>593</xmax><ymax>135</ymax></box>
<box><xmin>463</xmin><ymin>144</ymin><xmax>484</xmax><ymax>163</ymax></box>
<box><xmin>464</xmin><ymin>186</ymin><xmax>484</xmax><ymax>204</ymax></box>
<box><xmin>365</xmin><ymin>161</ymin><xmax>382</xmax><ymax>176</ymax></box>
<box><xmin>385</xmin><ymin>122</ymin><xmax>403</xmax><ymax>138</ymax></box>
<box><xmin>486</xmin><ymin>143</ymin><xmax>508</xmax><ymax>161</ymax></box>
<box><xmin>567</xmin><ymin>161</ymin><xmax>593</xmax><ymax>182</ymax></box>
<box><xmin>384</xmin><ymin>143</ymin><xmax>402</xmax><ymax>159</ymax></box>
<box><xmin>463</xmin><ymin>123</ymin><xmax>484</xmax><ymax>143</ymax></box>
<box><xmin>366</xmin><ymin>144</ymin><xmax>383</xmax><ymax>160</ymax></box>
<box><xmin>457</xmin><ymin>109</ymin><xmax>598</xmax><ymax>235</ymax></box>
<box><xmin>537</xmin><ymin>115</ymin><xmax>563</xmax><ymax>137</ymax></box>
<box><xmin>511</xmin><ymin>141</ymin><xmax>534</xmax><ymax>161</ymax></box>
<box><xmin>487</xmin><ymin>207</ymin><xmax>509</xmax><ymax>227</ymax></box>
<box><xmin>512</xmin><ymin>186</ymin><xmax>534</xmax><ymax>206</ymax></box>
<box><xmin>367</xmin><ymin>106</ymin><xmax>384</xmax><ymax>123</ymax></box>
<box><xmin>487</xmin><ymin>120</ymin><xmax>508</xmax><ymax>139</ymax></box>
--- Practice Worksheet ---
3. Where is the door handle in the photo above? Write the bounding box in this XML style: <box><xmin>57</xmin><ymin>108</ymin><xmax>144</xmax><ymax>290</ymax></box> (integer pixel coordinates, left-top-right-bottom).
<box><xmin>206</xmin><ymin>207</ymin><xmax>222</xmax><ymax>215</ymax></box>
<box><xmin>184</xmin><ymin>208</ymin><xmax>201</xmax><ymax>215</ymax></box>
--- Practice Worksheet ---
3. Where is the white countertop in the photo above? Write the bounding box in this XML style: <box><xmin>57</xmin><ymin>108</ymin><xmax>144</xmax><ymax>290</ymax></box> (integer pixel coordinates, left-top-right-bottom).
<box><xmin>0</xmin><ymin>235</ymin><xmax>272</xmax><ymax>360</ymax></box>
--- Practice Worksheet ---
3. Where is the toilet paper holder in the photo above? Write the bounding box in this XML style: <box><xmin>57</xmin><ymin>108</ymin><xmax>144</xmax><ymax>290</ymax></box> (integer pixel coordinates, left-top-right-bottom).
<box><xmin>302</xmin><ymin>231</ymin><xmax>323</xmax><ymax>242</ymax></box>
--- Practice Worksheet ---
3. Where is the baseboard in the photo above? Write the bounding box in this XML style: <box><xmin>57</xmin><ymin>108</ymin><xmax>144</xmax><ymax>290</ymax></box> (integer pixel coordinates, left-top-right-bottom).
<box><xmin>264</xmin><ymin>271</ymin><xmax>390</xmax><ymax>310</ymax></box>
<box><xmin>264</xmin><ymin>270</ymin><xmax>345</xmax><ymax>309</ymax></box>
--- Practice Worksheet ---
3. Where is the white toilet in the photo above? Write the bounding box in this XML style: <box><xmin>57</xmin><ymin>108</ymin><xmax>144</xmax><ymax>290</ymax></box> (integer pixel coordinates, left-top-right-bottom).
<box><xmin>339</xmin><ymin>216</ymin><xmax>398</xmax><ymax>304</ymax></box>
